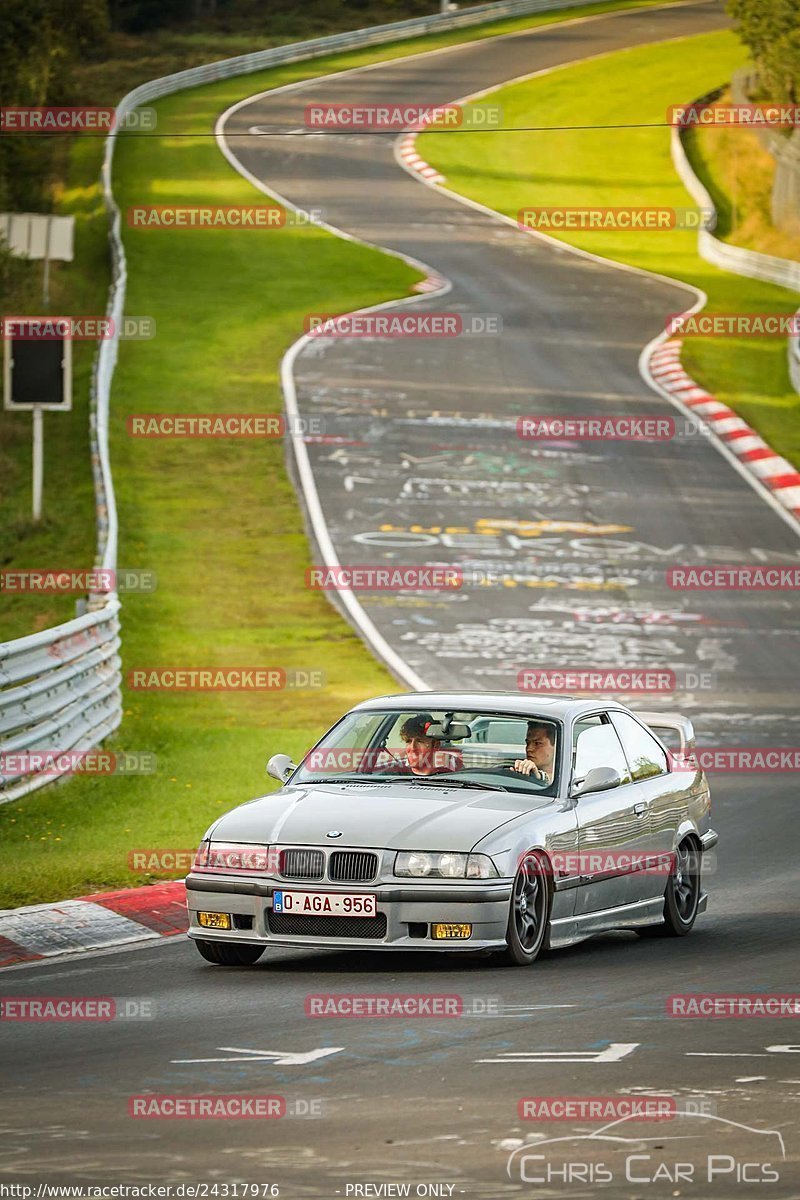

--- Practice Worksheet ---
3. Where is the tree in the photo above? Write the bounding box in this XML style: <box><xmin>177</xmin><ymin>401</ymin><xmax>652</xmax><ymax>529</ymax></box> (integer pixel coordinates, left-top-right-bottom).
<box><xmin>727</xmin><ymin>0</ymin><xmax>800</xmax><ymax>104</ymax></box>
<box><xmin>0</xmin><ymin>0</ymin><xmax>110</xmax><ymax>211</ymax></box>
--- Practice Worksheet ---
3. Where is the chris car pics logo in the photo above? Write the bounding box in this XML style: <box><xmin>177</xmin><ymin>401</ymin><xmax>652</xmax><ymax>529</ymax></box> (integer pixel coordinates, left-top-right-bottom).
<box><xmin>506</xmin><ymin>1112</ymin><xmax>785</xmax><ymax>1187</ymax></box>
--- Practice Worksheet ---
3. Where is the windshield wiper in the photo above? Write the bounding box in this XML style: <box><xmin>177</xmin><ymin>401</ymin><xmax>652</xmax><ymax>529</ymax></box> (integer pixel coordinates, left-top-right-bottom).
<box><xmin>304</xmin><ymin>773</ymin><xmax>399</xmax><ymax>784</ymax></box>
<box><xmin>408</xmin><ymin>777</ymin><xmax>507</xmax><ymax>792</ymax></box>
<box><xmin>306</xmin><ymin>774</ymin><xmax>508</xmax><ymax>792</ymax></box>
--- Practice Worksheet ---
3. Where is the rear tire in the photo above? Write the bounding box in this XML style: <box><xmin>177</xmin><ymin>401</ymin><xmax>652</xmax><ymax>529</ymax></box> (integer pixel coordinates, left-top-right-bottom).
<box><xmin>636</xmin><ymin>838</ymin><xmax>700</xmax><ymax>939</ymax></box>
<box><xmin>499</xmin><ymin>852</ymin><xmax>550</xmax><ymax>966</ymax></box>
<box><xmin>195</xmin><ymin>939</ymin><xmax>265</xmax><ymax>966</ymax></box>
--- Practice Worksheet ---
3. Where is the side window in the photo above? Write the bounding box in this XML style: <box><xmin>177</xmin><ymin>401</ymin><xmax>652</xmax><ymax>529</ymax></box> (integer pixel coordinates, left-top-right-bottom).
<box><xmin>573</xmin><ymin>721</ymin><xmax>631</xmax><ymax>786</ymax></box>
<box><xmin>611</xmin><ymin>712</ymin><xmax>669</xmax><ymax>780</ymax></box>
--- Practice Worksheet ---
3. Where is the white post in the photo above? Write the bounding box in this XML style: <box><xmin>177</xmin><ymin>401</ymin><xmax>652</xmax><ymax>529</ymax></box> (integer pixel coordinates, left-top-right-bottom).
<box><xmin>32</xmin><ymin>408</ymin><xmax>43</xmax><ymax>521</ymax></box>
<box><xmin>42</xmin><ymin>215</ymin><xmax>52</xmax><ymax>308</ymax></box>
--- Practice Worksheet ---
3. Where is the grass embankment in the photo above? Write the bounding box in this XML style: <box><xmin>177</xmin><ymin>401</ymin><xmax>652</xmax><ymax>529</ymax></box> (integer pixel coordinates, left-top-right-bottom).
<box><xmin>0</xmin><ymin>0</ymin><xmax>665</xmax><ymax>907</ymax></box>
<box><xmin>685</xmin><ymin>87</ymin><xmax>800</xmax><ymax>262</ymax></box>
<box><xmin>418</xmin><ymin>29</ymin><xmax>800</xmax><ymax>468</ymax></box>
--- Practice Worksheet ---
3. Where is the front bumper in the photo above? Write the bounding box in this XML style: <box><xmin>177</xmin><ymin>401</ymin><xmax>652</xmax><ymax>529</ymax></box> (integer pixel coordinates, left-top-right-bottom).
<box><xmin>185</xmin><ymin>872</ymin><xmax>512</xmax><ymax>952</ymax></box>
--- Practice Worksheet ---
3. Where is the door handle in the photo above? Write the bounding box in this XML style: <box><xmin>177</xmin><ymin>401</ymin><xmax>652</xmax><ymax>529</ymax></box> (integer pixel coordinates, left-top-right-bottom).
<box><xmin>633</xmin><ymin>802</ymin><xmax>647</xmax><ymax>817</ymax></box>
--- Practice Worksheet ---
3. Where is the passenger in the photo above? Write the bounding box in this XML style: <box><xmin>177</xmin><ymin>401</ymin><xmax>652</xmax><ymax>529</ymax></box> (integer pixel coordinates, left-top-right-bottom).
<box><xmin>511</xmin><ymin>721</ymin><xmax>556</xmax><ymax>783</ymax></box>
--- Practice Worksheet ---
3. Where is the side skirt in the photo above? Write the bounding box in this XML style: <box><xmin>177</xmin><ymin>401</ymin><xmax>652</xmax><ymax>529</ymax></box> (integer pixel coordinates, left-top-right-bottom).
<box><xmin>546</xmin><ymin>892</ymin><xmax>708</xmax><ymax>949</ymax></box>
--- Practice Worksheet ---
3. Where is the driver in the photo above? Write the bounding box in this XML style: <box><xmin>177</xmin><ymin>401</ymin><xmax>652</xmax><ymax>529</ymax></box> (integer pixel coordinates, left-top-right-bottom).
<box><xmin>385</xmin><ymin>713</ymin><xmax>462</xmax><ymax>777</ymax></box>
<box><xmin>511</xmin><ymin>721</ymin><xmax>556</xmax><ymax>783</ymax></box>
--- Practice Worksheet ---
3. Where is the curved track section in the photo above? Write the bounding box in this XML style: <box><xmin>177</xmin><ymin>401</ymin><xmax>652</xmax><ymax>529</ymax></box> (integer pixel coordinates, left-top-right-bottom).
<box><xmin>220</xmin><ymin>1</ymin><xmax>799</xmax><ymax>725</ymax></box>
<box><xmin>3</xmin><ymin>6</ymin><xmax>799</xmax><ymax>1193</ymax></box>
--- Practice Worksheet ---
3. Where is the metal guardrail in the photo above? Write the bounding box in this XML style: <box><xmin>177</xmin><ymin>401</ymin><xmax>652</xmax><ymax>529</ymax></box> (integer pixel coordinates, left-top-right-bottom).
<box><xmin>1</xmin><ymin>0</ymin><xmax>610</xmax><ymax>803</ymax></box>
<box><xmin>0</xmin><ymin>601</ymin><xmax>122</xmax><ymax>802</ymax></box>
<box><xmin>670</xmin><ymin>98</ymin><xmax>800</xmax><ymax>395</ymax></box>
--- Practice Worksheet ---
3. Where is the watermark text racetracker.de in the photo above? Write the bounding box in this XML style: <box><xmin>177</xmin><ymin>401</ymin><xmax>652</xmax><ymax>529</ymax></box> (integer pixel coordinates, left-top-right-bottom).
<box><xmin>304</xmin><ymin>993</ymin><xmax>501</xmax><ymax>1017</ymax></box>
<box><xmin>0</xmin><ymin>106</ymin><xmax>156</xmax><ymax>132</ymax></box>
<box><xmin>518</xmin><ymin>206</ymin><xmax>714</xmax><ymax>231</ymax></box>
<box><xmin>127</xmin><ymin>205</ymin><xmax>323</xmax><ymax>229</ymax></box>
<box><xmin>519</xmin><ymin>1096</ymin><xmax>679</xmax><ymax>1121</ymax></box>
<box><xmin>2</xmin><ymin>316</ymin><xmax>155</xmax><ymax>340</ymax></box>
<box><xmin>126</xmin><ymin>668</ymin><xmax>324</xmax><ymax>691</ymax></box>
<box><xmin>0</xmin><ymin>997</ymin><xmax>155</xmax><ymax>1021</ymax></box>
<box><xmin>306</xmin><ymin>565</ymin><xmax>461</xmax><ymax>591</ymax></box>
<box><xmin>1</xmin><ymin>750</ymin><xmax>156</xmax><ymax>778</ymax></box>
<box><xmin>668</xmin><ymin>994</ymin><xmax>800</xmax><ymax>1017</ymax></box>
<box><xmin>303</xmin><ymin>101</ymin><xmax>502</xmax><ymax>129</ymax></box>
<box><xmin>517</xmin><ymin>667</ymin><xmax>717</xmax><ymax>692</ymax></box>
<box><xmin>668</xmin><ymin>101</ymin><xmax>800</xmax><ymax>128</ymax></box>
<box><xmin>0</xmin><ymin>568</ymin><xmax>155</xmax><ymax>594</ymax></box>
<box><xmin>305</xmin><ymin>313</ymin><xmax>502</xmax><ymax>338</ymax></box>
<box><xmin>128</xmin><ymin>1094</ymin><xmax>324</xmax><ymax>1120</ymax></box>
<box><xmin>126</xmin><ymin>414</ymin><xmax>324</xmax><ymax>438</ymax></box>
<box><xmin>667</xmin><ymin>311</ymin><xmax>800</xmax><ymax>337</ymax></box>
<box><xmin>667</xmin><ymin>565</ymin><xmax>800</xmax><ymax>590</ymax></box>
<box><xmin>517</xmin><ymin>416</ymin><xmax>674</xmax><ymax>441</ymax></box>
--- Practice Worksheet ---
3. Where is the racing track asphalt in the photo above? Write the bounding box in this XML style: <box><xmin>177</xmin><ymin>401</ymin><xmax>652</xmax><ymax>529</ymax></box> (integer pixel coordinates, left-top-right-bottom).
<box><xmin>2</xmin><ymin>3</ymin><xmax>799</xmax><ymax>1195</ymax></box>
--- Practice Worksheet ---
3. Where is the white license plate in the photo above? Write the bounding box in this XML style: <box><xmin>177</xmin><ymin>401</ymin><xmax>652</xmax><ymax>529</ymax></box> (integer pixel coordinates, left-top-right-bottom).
<box><xmin>273</xmin><ymin>890</ymin><xmax>376</xmax><ymax>917</ymax></box>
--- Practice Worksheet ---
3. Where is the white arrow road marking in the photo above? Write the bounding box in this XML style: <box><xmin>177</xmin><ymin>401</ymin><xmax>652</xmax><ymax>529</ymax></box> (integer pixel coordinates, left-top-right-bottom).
<box><xmin>172</xmin><ymin>1046</ymin><xmax>343</xmax><ymax>1065</ymax></box>
<box><xmin>476</xmin><ymin>1041</ymin><xmax>638</xmax><ymax>1064</ymax></box>
<box><xmin>766</xmin><ymin>1045</ymin><xmax>800</xmax><ymax>1053</ymax></box>
<box><xmin>343</xmin><ymin>475</ymin><xmax>375</xmax><ymax>491</ymax></box>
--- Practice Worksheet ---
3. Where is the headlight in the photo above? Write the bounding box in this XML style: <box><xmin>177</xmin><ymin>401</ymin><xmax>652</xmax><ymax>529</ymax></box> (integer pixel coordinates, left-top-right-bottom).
<box><xmin>193</xmin><ymin>841</ymin><xmax>278</xmax><ymax>875</ymax></box>
<box><xmin>394</xmin><ymin>851</ymin><xmax>498</xmax><ymax>879</ymax></box>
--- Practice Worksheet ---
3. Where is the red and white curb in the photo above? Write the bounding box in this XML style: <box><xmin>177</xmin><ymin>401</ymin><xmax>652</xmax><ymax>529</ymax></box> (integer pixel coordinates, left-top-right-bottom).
<box><xmin>0</xmin><ymin>880</ymin><xmax>187</xmax><ymax>967</ymax></box>
<box><xmin>648</xmin><ymin>339</ymin><xmax>800</xmax><ymax>520</ymax></box>
<box><xmin>397</xmin><ymin>130</ymin><xmax>445</xmax><ymax>185</ymax></box>
<box><xmin>413</xmin><ymin>269</ymin><xmax>448</xmax><ymax>294</ymax></box>
<box><xmin>397</xmin><ymin>131</ymin><xmax>446</xmax><ymax>293</ymax></box>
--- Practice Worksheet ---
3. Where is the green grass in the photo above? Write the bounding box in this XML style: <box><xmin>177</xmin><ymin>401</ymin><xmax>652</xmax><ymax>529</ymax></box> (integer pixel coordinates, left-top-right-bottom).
<box><xmin>418</xmin><ymin>29</ymin><xmax>800</xmax><ymax>468</ymax></box>
<box><xmin>0</xmin><ymin>0</ymin><xmax>682</xmax><ymax>908</ymax></box>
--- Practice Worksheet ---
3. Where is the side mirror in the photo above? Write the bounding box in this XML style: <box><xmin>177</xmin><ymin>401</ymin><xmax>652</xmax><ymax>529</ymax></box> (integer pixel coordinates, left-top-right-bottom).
<box><xmin>571</xmin><ymin>766</ymin><xmax>622</xmax><ymax>798</ymax></box>
<box><xmin>267</xmin><ymin>753</ymin><xmax>295</xmax><ymax>783</ymax></box>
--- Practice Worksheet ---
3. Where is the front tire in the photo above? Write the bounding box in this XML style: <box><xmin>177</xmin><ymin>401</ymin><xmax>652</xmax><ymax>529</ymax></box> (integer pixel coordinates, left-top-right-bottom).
<box><xmin>194</xmin><ymin>939</ymin><xmax>265</xmax><ymax>966</ymax></box>
<box><xmin>500</xmin><ymin>852</ymin><xmax>550</xmax><ymax>966</ymax></box>
<box><xmin>637</xmin><ymin>838</ymin><xmax>701</xmax><ymax>939</ymax></box>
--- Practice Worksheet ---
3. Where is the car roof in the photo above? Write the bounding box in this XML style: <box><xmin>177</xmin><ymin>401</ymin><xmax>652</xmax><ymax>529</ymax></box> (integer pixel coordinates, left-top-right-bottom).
<box><xmin>350</xmin><ymin>691</ymin><xmax>630</xmax><ymax>721</ymax></box>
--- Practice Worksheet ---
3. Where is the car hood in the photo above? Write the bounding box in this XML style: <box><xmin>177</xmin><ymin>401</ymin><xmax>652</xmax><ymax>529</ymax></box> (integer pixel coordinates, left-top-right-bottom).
<box><xmin>209</xmin><ymin>781</ymin><xmax>552</xmax><ymax>852</ymax></box>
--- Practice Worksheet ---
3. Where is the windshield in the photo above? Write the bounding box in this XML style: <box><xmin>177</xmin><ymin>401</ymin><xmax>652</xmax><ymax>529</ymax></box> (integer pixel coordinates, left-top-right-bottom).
<box><xmin>291</xmin><ymin>708</ymin><xmax>561</xmax><ymax>796</ymax></box>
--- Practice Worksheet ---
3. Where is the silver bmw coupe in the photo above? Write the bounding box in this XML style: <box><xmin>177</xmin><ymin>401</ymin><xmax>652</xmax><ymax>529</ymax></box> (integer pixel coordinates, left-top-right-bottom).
<box><xmin>186</xmin><ymin>692</ymin><xmax>717</xmax><ymax>967</ymax></box>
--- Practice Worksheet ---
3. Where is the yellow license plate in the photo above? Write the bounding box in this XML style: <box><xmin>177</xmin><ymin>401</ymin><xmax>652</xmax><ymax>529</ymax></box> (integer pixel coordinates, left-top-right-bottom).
<box><xmin>197</xmin><ymin>911</ymin><xmax>231</xmax><ymax>929</ymax></box>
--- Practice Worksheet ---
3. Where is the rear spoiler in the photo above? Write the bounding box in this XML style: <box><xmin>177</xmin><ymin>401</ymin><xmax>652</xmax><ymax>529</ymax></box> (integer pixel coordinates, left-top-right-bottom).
<box><xmin>633</xmin><ymin>711</ymin><xmax>697</xmax><ymax>757</ymax></box>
